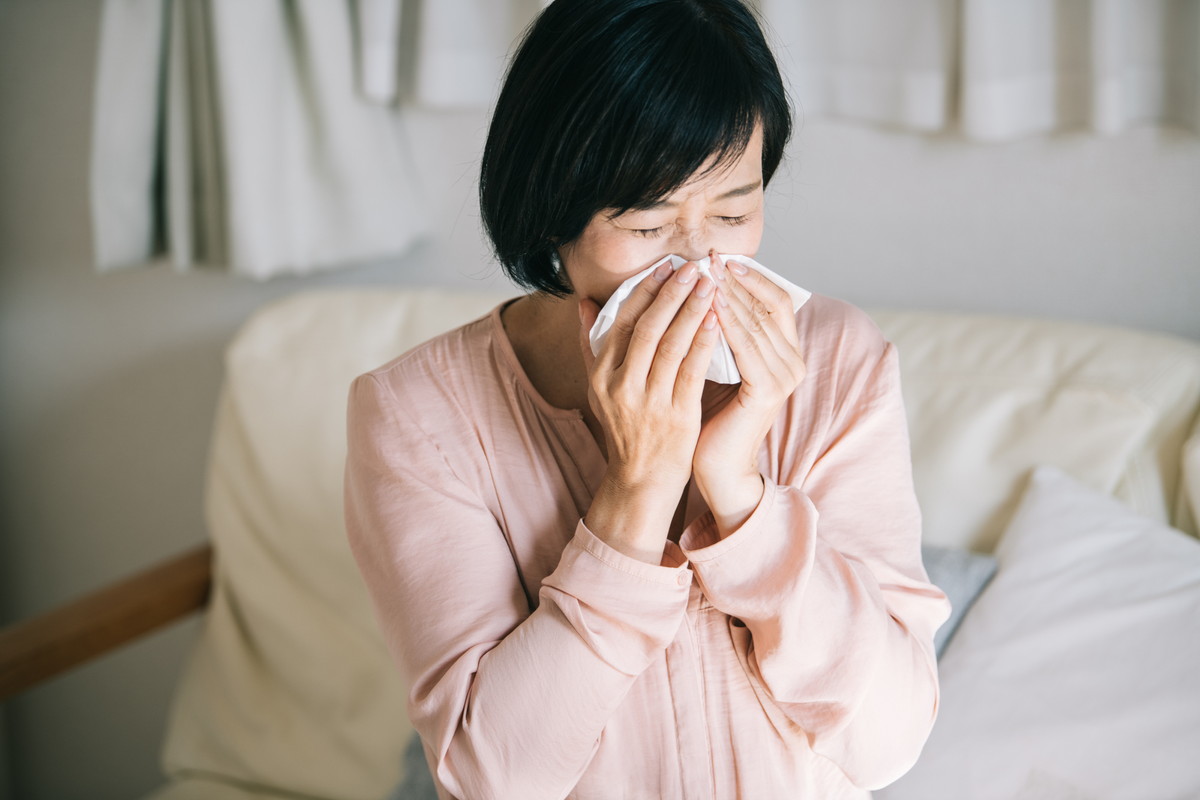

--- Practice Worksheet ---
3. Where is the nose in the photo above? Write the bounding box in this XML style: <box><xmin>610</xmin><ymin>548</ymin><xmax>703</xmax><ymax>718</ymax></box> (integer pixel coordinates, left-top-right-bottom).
<box><xmin>673</xmin><ymin>229</ymin><xmax>714</xmax><ymax>265</ymax></box>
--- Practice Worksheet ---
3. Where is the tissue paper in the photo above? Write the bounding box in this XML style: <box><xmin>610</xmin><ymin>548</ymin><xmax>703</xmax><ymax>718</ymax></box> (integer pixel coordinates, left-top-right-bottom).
<box><xmin>589</xmin><ymin>253</ymin><xmax>810</xmax><ymax>384</ymax></box>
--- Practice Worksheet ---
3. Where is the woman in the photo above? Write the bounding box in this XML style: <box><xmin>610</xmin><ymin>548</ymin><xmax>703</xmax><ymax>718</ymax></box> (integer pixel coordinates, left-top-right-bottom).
<box><xmin>344</xmin><ymin>1</ymin><xmax>951</xmax><ymax>798</ymax></box>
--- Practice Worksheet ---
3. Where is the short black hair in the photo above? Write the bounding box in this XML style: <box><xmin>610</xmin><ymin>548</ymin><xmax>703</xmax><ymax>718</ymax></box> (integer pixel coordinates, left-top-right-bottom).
<box><xmin>479</xmin><ymin>0</ymin><xmax>793</xmax><ymax>297</ymax></box>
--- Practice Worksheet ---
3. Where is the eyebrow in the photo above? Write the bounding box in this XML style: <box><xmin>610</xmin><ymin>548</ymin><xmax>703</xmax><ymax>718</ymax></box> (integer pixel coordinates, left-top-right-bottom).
<box><xmin>629</xmin><ymin>180</ymin><xmax>763</xmax><ymax>212</ymax></box>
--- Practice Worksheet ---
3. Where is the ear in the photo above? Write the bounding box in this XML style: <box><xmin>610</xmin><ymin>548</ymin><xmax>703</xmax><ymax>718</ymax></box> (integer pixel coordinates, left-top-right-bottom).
<box><xmin>554</xmin><ymin>244</ymin><xmax>577</xmax><ymax>293</ymax></box>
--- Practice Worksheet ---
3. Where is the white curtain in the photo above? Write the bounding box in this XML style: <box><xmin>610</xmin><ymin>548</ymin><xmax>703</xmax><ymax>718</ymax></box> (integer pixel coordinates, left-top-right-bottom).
<box><xmin>759</xmin><ymin>0</ymin><xmax>1200</xmax><ymax>140</ymax></box>
<box><xmin>959</xmin><ymin>0</ymin><xmax>1200</xmax><ymax>139</ymax></box>
<box><xmin>758</xmin><ymin>0</ymin><xmax>959</xmax><ymax>132</ymax></box>
<box><xmin>354</xmin><ymin>0</ymin><xmax>553</xmax><ymax>108</ymax></box>
<box><xmin>92</xmin><ymin>0</ymin><xmax>433</xmax><ymax>280</ymax></box>
<box><xmin>90</xmin><ymin>1</ymin><xmax>1199</xmax><ymax>278</ymax></box>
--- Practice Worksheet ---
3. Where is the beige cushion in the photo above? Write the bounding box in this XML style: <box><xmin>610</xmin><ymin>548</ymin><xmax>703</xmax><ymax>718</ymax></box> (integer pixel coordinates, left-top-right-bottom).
<box><xmin>159</xmin><ymin>290</ymin><xmax>507</xmax><ymax>800</ymax></box>
<box><xmin>873</xmin><ymin>310</ymin><xmax>1200</xmax><ymax>551</ymax></box>
<box><xmin>155</xmin><ymin>290</ymin><xmax>1200</xmax><ymax>799</ymax></box>
<box><xmin>143</xmin><ymin>776</ymin><xmax>293</xmax><ymax>800</ymax></box>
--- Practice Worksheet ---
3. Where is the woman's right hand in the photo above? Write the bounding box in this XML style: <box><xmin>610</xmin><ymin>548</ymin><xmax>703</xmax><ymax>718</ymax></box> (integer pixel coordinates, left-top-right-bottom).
<box><xmin>576</xmin><ymin>260</ymin><xmax>720</xmax><ymax>564</ymax></box>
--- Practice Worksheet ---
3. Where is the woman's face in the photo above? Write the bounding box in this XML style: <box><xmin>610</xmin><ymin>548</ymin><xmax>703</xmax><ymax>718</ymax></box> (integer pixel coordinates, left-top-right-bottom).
<box><xmin>558</xmin><ymin>122</ymin><xmax>766</xmax><ymax>304</ymax></box>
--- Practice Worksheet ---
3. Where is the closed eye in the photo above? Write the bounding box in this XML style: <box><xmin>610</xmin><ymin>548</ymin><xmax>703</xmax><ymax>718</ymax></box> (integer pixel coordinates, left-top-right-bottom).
<box><xmin>630</xmin><ymin>226</ymin><xmax>666</xmax><ymax>238</ymax></box>
<box><xmin>629</xmin><ymin>215</ymin><xmax>754</xmax><ymax>238</ymax></box>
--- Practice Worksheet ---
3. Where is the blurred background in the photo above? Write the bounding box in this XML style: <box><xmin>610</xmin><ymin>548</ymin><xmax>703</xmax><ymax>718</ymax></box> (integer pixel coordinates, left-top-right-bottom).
<box><xmin>0</xmin><ymin>1</ymin><xmax>1197</xmax><ymax>797</ymax></box>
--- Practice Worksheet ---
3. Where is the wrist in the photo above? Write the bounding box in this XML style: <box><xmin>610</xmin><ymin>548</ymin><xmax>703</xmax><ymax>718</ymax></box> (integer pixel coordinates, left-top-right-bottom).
<box><xmin>584</xmin><ymin>469</ymin><xmax>685</xmax><ymax>564</ymax></box>
<box><xmin>695</xmin><ymin>470</ymin><xmax>764</xmax><ymax>538</ymax></box>
<box><xmin>693</xmin><ymin>458</ymin><xmax>757</xmax><ymax>500</ymax></box>
<box><xmin>606</xmin><ymin>457</ymin><xmax>687</xmax><ymax>490</ymax></box>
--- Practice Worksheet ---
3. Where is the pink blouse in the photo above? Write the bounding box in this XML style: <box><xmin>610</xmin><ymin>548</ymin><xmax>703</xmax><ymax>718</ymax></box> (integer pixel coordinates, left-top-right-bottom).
<box><xmin>343</xmin><ymin>293</ymin><xmax>951</xmax><ymax>800</ymax></box>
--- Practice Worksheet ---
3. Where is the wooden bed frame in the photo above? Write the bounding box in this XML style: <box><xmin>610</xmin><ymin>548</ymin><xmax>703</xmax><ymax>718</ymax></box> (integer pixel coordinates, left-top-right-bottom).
<box><xmin>0</xmin><ymin>544</ymin><xmax>213</xmax><ymax>701</ymax></box>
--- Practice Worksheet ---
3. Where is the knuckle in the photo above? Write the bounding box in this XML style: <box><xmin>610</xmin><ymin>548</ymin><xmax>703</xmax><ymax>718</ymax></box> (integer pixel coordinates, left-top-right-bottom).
<box><xmin>657</xmin><ymin>338</ymin><xmax>686</xmax><ymax>362</ymax></box>
<box><xmin>628</xmin><ymin>280</ymin><xmax>662</xmax><ymax>308</ymax></box>
<box><xmin>629</xmin><ymin>322</ymin><xmax>659</xmax><ymax>347</ymax></box>
<box><xmin>635</xmin><ymin>275</ymin><xmax>661</xmax><ymax>296</ymax></box>
<box><xmin>612</xmin><ymin>316</ymin><xmax>638</xmax><ymax>338</ymax></box>
<box><xmin>764</xmin><ymin>281</ymin><xmax>790</xmax><ymax>306</ymax></box>
<box><xmin>608</xmin><ymin>385</ymin><xmax>632</xmax><ymax>410</ymax></box>
<box><xmin>653</xmin><ymin>283</ymin><xmax>686</xmax><ymax>308</ymax></box>
<box><xmin>611</xmin><ymin>372</ymin><xmax>639</xmax><ymax>400</ymax></box>
<box><xmin>677</xmin><ymin>364</ymin><xmax>703</xmax><ymax>385</ymax></box>
<box><xmin>684</xmin><ymin>292</ymin><xmax>713</xmax><ymax>314</ymax></box>
<box><xmin>664</xmin><ymin>274</ymin><xmax>700</xmax><ymax>301</ymax></box>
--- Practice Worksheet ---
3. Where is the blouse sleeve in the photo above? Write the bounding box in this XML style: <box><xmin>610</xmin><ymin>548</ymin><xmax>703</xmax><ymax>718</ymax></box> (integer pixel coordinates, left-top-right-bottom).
<box><xmin>679</xmin><ymin>338</ymin><xmax>952</xmax><ymax>791</ymax></box>
<box><xmin>343</xmin><ymin>373</ymin><xmax>692</xmax><ymax>800</ymax></box>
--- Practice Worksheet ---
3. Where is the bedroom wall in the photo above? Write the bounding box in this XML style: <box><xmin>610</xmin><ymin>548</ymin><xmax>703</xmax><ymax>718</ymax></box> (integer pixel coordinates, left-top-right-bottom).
<box><xmin>0</xmin><ymin>3</ymin><xmax>1197</xmax><ymax>799</ymax></box>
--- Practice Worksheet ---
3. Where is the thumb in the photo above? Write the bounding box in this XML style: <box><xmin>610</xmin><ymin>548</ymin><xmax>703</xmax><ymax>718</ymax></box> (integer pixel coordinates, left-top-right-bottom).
<box><xmin>577</xmin><ymin>297</ymin><xmax>600</xmax><ymax>373</ymax></box>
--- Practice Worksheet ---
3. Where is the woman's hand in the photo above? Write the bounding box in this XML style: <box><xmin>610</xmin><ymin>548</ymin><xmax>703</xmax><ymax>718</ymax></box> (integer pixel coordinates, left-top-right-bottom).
<box><xmin>694</xmin><ymin>256</ymin><xmax>808</xmax><ymax>535</ymax></box>
<box><xmin>577</xmin><ymin>260</ymin><xmax>720</xmax><ymax>564</ymax></box>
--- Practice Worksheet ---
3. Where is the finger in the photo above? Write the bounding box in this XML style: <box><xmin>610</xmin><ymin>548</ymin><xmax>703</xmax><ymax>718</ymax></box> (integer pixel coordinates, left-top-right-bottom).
<box><xmin>645</xmin><ymin>275</ymin><xmax>716</xmax><ymax>392</ymax></box>
<box><xmin>596</xmin><ymin>261</ymin><xmax>674</xmax><ymax>373</ymax></box>
<box><xmin>619</xmin><ymin>260</ymin><xmax>707</xmax><ymax>378</ymax></box>
<box><xmin>715</xmin><ymin>270</ymin><xmax>807</xmax><ymax>389</ymax></box>
<box><xmin>715</xmin><ymin>304</ymin><xmax>771</xmax><ymax>389</ymax></box>
<box><xmin>713</xmin><ymin>258</ymin><xmax>798</xmax><ymax>346</ymax></box>
<box><xmin>723</xmin><ymin>259</ymin><xmax>795</xmax><ymax>322</ymax></box>
<box><xmin>715</xmin><ymin>263</ymin><xmax>791</xmax><ymax>361</ymax></box>
<box><xmin>674</xmin><ymin>308</ymin><xmax>720</xmax><ymax>405</ymax></box>
<box><xmin>715</xmin><ymin>275</ymin><xmax>786</xmax><ymax>374</ymax></box>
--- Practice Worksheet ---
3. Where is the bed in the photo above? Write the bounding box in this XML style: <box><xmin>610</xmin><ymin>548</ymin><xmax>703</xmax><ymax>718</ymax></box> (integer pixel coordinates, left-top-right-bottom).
<box><xmin>5</xmin><ymin>287</ymin><xmax>1198</xmax><ymax>799</ymax></box>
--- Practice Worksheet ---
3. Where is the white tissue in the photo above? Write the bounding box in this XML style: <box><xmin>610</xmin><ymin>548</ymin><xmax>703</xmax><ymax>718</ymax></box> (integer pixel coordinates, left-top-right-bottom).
<box><xmin>589</xmin><ymin>253</ymin><xmax>811</xmax><ymax>384</ymax></box>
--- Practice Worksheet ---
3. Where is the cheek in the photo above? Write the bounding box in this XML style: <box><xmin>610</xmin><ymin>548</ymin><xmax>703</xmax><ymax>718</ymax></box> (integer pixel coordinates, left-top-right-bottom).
<box><xmin>602</xmin><ymin>238</ymin><xmax>660</xmax><ymax>271</ymax></box>
<box><xmin>721</xmin><ymin>217</ymin><xmax>764</xmax><ymax>255</ymax></box>
<box><xmin>584</xmin><ymin>232</ymin><xmax>666</xmax><ymax>278</ymax></box>
<box><xmin>561</xmin><ymin>231</ymin><xmax>669</xmax><ymax>301</ymax></box>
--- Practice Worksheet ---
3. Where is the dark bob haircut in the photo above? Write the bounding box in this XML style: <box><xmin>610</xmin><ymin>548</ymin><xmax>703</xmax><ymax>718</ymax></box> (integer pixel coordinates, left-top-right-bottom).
<box><xmin>479</xmin><ymin>0</ymin><xmax>793</xmax><ymax>297</ymax></box>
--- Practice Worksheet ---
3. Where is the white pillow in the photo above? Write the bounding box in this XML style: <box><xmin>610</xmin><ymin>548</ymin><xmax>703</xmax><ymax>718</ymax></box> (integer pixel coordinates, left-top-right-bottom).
<box><xmin>878</xmin><ymin>465</ymin><xmax>1200</xmax><ymax>800</ymax></box>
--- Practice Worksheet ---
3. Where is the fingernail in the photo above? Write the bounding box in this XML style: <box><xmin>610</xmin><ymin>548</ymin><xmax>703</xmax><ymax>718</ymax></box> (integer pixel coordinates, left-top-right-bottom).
<box><xmin>712</xmin><ymin>260</ymin><xmax>727</xmax><ymax>281</ymax></box>
<box><xmin>702</xmin><ymin>310</ymin><xmax>717</xmax><ymax>330</ymax></box>
<box><xmin>578</xmin><ymin>302</ymin><xmax>585</xmax><ymax>322</ymax></box>
<box><xmin>728</xmin><ymin>260</ymin><xmax>748</xmax><ymax>275</ymax></box>
<box><xmin>716</xmin><ymin>288</ymin><xmax>729</xmax><ymax>307</ymax></box>
<box><xmin>653</xmin><ymin>263</ymin><xmax>673</xmax><ymax>282</ymax></box>
<box><xmin>675</xmin><ymin>263</ymin><xmax>698</xmax><ymax>284</ymax></box>
<box><xmin>695</xmin><ymin>276</ymin><xmax>714</xmax><ymax>298</ymax></box>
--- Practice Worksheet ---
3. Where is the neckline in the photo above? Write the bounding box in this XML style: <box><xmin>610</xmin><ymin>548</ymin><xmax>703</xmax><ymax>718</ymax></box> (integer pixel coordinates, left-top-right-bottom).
<box><xmin>489</xmin><ymin>299</ymin><xmax>586</xmax><ymax>422</ymax></box>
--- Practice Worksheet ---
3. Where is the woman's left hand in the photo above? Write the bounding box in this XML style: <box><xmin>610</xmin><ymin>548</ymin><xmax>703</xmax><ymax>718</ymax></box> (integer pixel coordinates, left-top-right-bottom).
<box><xmin>693</xmin><ymin>255</ymin><xmax>807</xmax><ymax>535</ymax></box>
